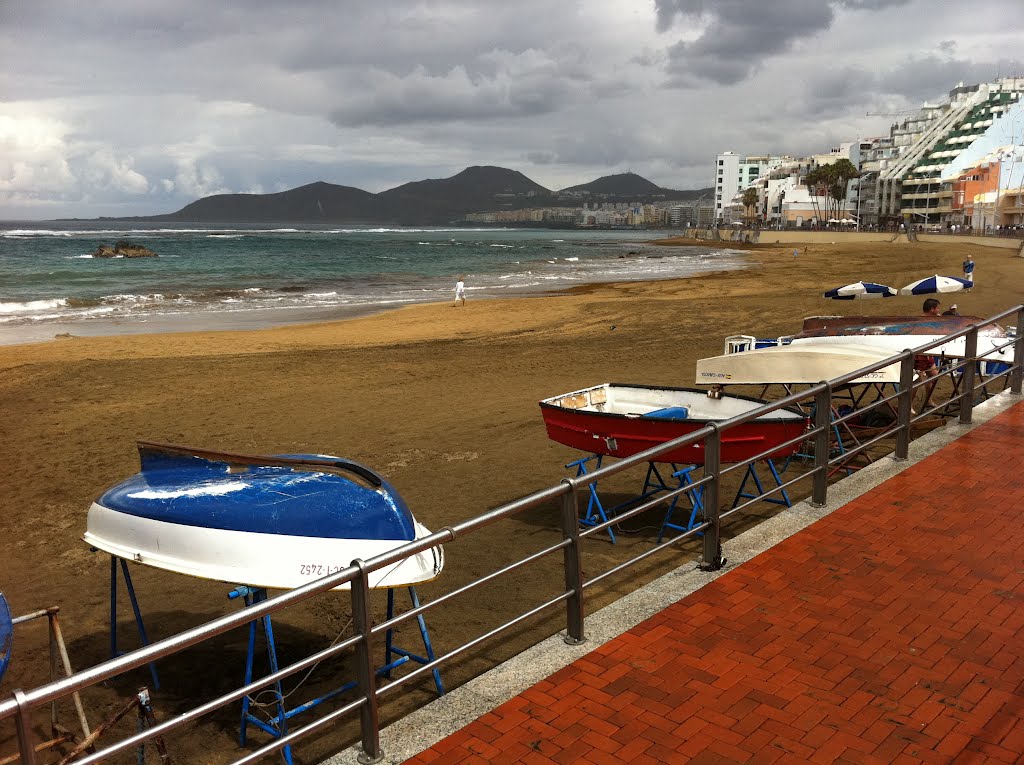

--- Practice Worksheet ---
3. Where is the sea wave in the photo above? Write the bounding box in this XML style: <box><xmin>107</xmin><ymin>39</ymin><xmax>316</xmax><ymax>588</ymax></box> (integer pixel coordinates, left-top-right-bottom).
<box><xmin>0</xmin><ymin>298</ymin><xmax>69</xmax><ymax>315</ymax></box>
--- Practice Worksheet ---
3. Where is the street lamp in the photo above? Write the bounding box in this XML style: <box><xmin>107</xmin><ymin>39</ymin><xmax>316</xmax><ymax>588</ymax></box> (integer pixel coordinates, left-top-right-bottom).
<box><xmin>855</xmin><ymin>179</ymin><xmax>861</xmax><ymax>231</ymax></box>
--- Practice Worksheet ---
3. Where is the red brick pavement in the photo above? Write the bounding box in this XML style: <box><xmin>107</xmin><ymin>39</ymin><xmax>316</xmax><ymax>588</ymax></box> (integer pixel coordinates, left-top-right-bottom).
<box><xmin>405</xmin><ymin>402</ymin><xmax>1024</xmax><ymax>764</ymax></box>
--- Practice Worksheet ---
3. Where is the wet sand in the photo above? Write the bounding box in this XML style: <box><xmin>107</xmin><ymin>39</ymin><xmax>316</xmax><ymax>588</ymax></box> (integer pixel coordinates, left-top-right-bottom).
<box><xmin>1</xmin><ymin>239</ymin><xmax>1021</xmax><ymax>763</ymax></box>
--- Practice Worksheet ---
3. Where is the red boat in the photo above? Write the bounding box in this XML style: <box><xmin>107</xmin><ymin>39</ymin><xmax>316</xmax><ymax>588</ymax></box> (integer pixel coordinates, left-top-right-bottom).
<box><xmin>539</xmin><ymin>383</ymin><xmax>809</xmax><ymax>465</ymax></box>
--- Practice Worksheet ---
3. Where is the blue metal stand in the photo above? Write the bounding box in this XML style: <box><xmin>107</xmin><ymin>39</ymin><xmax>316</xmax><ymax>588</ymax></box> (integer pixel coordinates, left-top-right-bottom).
<box><xmin>656</xmin><ymin>465</ymin><xmax>704</xmax><ymax>543</ymax></box>
<box><xmin>384</xmin><ymin>586</ymin><xmax>444</xmax><ymax>695</ymax></box>
<box><xmin>565</xmin><ymin>455</ymin><xmax>615</xmax><ymax>542</ymax></box>
<box><xmin>565</xmin><ymin>456</ymin><xmax>704</xmax><ymax>544</ymax></box>
<box><xmin>232</xmin><ymin>584</ymin><xmax>443</xmax><ymax>761</ymax></box>
<box><xmin>731</xmin><ymin>460</ymin><xmax>791</xmax><ymax>509</ymax></box>
<box><xmin>107</xmin><ymin>557</ymin><xmax>160</xmax><ymax>690</ymax></box>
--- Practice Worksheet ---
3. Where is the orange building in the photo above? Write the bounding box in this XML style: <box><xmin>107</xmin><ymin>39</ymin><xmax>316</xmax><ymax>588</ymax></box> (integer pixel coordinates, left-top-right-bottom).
<box><xmin>951</xmin><ymin>161</ymin><xmax>998</xmax><ymax>227</ymax></box>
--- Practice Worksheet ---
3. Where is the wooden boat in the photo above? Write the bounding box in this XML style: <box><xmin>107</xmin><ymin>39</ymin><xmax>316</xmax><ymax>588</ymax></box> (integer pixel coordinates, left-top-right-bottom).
<box><xmin>83</xmin><ymin>441</ymin><xmax>443</xmax><ymax>590</ymax></box>
<box><xmin>696</xmin><ymin>343</ymin><xmax>906</xmax><ymax>385</ymax></box>
<box><xmin>791</xmin><ymin>315</ymin><xmax>1012</xmax><ymax>360</ymax></box>
<box><xmin>539</xmin><ymin>383</ymin><xmax>808</xmax><ymax>464</ymax></box>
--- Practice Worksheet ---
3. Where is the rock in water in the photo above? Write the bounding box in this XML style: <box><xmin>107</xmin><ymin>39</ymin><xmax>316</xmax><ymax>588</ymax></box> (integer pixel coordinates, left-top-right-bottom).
<box><xmin>91</xmin><ymin>240</ymin><xmax>158</xmax><ymax>258</ymax></box>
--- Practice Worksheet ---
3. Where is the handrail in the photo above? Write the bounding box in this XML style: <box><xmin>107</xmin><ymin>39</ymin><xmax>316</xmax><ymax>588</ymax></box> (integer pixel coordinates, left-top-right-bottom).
<box><xmin>3</xmin><ymin>305</ymin><xmax>1022</xmax><ymax>765</ymax></box>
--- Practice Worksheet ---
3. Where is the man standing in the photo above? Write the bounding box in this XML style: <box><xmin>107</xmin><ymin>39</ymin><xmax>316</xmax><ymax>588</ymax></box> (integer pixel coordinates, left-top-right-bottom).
<box><xmin>454</xmin><ymin>276</ymin><xmax>466</xmax><ymax>307</ymax></box>
<box><xmin>962</xmin><ymin>255</ymin><xmax>975</xmax><ymax>290</ymax></box>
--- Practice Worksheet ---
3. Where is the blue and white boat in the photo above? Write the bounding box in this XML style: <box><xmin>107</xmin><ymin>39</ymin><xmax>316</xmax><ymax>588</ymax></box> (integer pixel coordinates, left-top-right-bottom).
<box><xmin>83</xmin><ymin>442</ymin><xmax>444</xmax><ymax>590</ymax></box>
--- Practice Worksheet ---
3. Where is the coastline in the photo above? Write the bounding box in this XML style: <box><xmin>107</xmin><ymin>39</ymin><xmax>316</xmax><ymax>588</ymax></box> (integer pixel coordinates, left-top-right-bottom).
<box><xmin>1</xmin><ymin>239</ymin><xmax>1021</xmax><ymax>764</ymax></box>
<box><xmin>0</xmin><ymin>230</ymin><xmax>747</xmax><ymax>348</ymax></box>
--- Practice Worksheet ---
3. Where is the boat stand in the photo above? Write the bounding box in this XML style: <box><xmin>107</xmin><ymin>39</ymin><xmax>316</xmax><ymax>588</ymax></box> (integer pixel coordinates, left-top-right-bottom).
<box><xmin>731</xmin><ymin>459</ymin><xmax>791</xmax><ymax>510</ymax></box>
<box><xmin>565</xmin><ymin>455</ymin><xmax>616</xmax><ymax>542</ymax></box>
<box><xmin>105</xmin><ymin>556</ymin><xmax>160</xmax><ymax>690</ymax></box>
<box><xmin>656</xmin><ymin>465</ymin><xmax>704</xmax><ymax>543</ymax></box>
<box><xmin>232</xmin><ymin>584</ymin><xmax>443</xmax><ymax>764</ymax></box>
<box><xmin>565</xmin><ymin>456</ymin><xmax>704</xmax><ymax>544</ymax></box>
<box><xmin>0</xmin><ymin>604</ymin><xmax>93</xmax><ymax>765</ymax></box>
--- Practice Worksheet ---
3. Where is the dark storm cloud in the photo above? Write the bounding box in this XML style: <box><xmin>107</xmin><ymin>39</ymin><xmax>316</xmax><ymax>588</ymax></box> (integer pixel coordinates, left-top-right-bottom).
<box><xmin>657</xmin><ymin>0</ymin><xmax>838</xmax><ymax>86</ymax></box>
<box><xmin>834</xmin><ymin>0</ymin><xmax>912</xmax><ymax>8</ymax></box>
<box><xmin>654</xmin><ymin>0</ymin><xmax>918</xmax><ymax>88</ymax></box>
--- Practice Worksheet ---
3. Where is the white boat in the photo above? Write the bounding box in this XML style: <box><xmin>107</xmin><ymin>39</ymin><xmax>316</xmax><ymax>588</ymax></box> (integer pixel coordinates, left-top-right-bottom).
<box><xmin>790</xmin><ymin>315</ymin><xmax>1013</xmax><ymax>361</ymax></box>
<box><xmin>695</xmin><ymin>343</ymin><xmax>907</xmax><ymax>385</ymax></box>
<box><xmin>789</xmin><ymin>333</ymin><xmax>1012</xmax><ymax>362</ymax></box>
<box><xmin>83</xmin><ymin>442</ymin><xmax>444</xmax><ymax>590</ymax></box>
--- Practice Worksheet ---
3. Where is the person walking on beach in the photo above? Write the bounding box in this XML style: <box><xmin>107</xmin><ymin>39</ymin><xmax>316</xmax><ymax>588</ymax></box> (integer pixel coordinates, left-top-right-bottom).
<box><xmin>962</xmin><ymin>255</ymin><xmax>974</xmax><ymax>290</ymax></box>
<box><xmin>454</xmin><ymin>276</ymin><xmax>466</xmax><ymax>307</ymax></box>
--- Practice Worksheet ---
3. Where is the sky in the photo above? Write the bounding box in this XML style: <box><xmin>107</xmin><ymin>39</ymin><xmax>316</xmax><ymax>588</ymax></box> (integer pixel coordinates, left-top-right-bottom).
<box><xmin>1</xmin><ymin>0</ymin><xmax>1022</xmax><ymax>220</ymax></box>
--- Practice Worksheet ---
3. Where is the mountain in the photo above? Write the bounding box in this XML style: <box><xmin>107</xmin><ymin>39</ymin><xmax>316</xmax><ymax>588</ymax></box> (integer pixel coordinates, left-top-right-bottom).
<box><xmin>158</xmin><ymin>181</ymin><xmax>382</xmax><ymax>223</ymax></box>
<box><xmin>148</xmin><ymin>167</ymin><xmax>708</xmax><ymax>224</ymax></box>
<box><xmin>558</xmin><ymin>172</ymin><xmax>706</xmax><ymax>199</ymax></box>
<box><xmin>377</xmin><ymin>166</ymin><xmax>551</xmax><ymax>224</ymax></box>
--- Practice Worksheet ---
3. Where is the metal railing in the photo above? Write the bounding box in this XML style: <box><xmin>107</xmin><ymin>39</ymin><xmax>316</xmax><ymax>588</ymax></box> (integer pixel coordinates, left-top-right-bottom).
<box><xmin>2</xmin><ymin>306</ymin><xmax>1022</xmax><ymax>764</ymax></box>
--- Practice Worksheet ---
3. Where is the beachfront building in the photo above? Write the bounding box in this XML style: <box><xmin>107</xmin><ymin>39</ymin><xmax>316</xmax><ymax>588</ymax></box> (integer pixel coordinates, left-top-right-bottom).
<box><xmin>854</xmin><ymin>136</ymin><xmax>900</xmax><ymax>228</ymax></box>
<box><xmin>944</xmin><ymin>143</ymin><xmax>1024</xmax><ymax>230</ymax></box>
<box><xmin>872</xmin><ymin>78</ymin><xmax>1024</xmax><ymax>227</ymax></box>
<box><xmin>669</xmin><ymin>197</ymin><xmax>715</xmax><ymax>227</ymax></box>
<box><xmin>714</xmin><ymin>152</ymin><xmax>788</xmax><ymax>224</ymax></box>
<box><xmin>761</xmin><ymin>161</ymin><xmax>818</xmax><ymax>226</ymax></box>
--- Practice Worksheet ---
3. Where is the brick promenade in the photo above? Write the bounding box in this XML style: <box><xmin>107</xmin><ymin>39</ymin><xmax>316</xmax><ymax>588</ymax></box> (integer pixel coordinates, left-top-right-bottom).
<box><xmin>406</xmin><ymin>403</ymin><xmax>1024</xmax><ymax>764</ymax></box>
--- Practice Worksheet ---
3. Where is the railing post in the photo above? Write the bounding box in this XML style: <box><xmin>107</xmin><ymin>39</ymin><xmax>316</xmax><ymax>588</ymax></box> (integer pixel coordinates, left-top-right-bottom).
<box><xmin>895</xmin><ymin>351</ymin><xmax>915</xmax><ymax>460</ymax></box>
<box><xmin>1011</xmin><ymin>308</ymin><xmax>1024</xmax><ymax>395</ymax></box>
<box><xmin>559</xmin><ymin>481</ymin><xmax>586</xmax><ymax>645</ymax></box>
<box><xmin>699</xmin><ymin>425</ymin><xmax>724</xmax><ymax>571</ymax></box>
<box><xmin>13</xmin><ymin>689</ymin><xmax>38</xmax><ymax>765</ymax></box>
<box><xmin>811</xmin><ymin>383</ymin><xmax>832</xmax><ymax>507</ymax></box>
<box><xmin>959</xmin><ymin>326</ymin><xmax>978</xmax><ymax>425</ymax></box>
<box><xmin>351</xmin><ymin>560</ymin><xmax>383</xmax><ymax>765</ymax></box>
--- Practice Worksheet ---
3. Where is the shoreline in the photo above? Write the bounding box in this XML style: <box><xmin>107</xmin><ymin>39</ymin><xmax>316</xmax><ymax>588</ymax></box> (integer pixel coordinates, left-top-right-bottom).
<box><xmin>0</xmin><ymin>242</ymin><xmax>749</xmax><ymax>348</ymax></box>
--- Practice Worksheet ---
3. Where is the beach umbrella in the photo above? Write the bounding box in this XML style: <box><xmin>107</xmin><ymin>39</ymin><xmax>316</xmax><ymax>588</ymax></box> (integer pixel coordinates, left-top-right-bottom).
<box><xmin>823</xmin><ymin>281</ymin><xmax>897</xmax><ymax>300</ymax></box>
<box><xmin>898</xmin><ymin>275</ymin><xmax>972</xmax><ymax>295</ymax></box>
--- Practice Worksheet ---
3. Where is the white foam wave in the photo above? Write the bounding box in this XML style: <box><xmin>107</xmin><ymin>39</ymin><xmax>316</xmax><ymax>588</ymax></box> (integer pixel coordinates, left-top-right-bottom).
<box><xmin>0</xmin><ymin>298</ymin><xmax>69</xmax><ymax>315</ymax></box>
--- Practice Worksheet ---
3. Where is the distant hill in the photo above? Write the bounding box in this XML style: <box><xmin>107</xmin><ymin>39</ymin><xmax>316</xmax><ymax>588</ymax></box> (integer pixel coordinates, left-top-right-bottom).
<box><xmin>377</xmin><ymin>166</ymin><xmax>551</xmax><ymax>224</ymax></box>
<box><xmin>159</xmin><ymin>181</ymin><xmax>382</xmax><ymax>223</ymax></box>
<box><xmin>558</xmin><ymin>172</ymin><xmax>709</xmax><ymax>200</ymax></box>
<box><xmin>147</xmin><ymin>167</ymin><xmax>709</xmax><ymax>224</ymax></box>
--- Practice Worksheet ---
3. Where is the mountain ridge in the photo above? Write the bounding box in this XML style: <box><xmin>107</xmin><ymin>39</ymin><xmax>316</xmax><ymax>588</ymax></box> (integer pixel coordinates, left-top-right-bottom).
<box><xmin>145</xmin><ymin>166</ymin><xmax>711</xmax><ymax>224</ymax></box>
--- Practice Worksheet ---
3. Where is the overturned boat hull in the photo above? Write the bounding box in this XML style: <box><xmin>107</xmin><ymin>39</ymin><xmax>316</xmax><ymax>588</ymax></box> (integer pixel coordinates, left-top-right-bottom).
<box><xmin>696</xmin><ymin>343</ymin><xmax>907</xmax><ymax>385</ymax></box>
<box><xmin>83</xmin><ymin>442</ymin><xmax>443</xmax><ymax>590</ymax></box>
<box><xmin>794</xmin><ymin>315</ymin><xmax>1012</xmax><ymax>360</ymax></box>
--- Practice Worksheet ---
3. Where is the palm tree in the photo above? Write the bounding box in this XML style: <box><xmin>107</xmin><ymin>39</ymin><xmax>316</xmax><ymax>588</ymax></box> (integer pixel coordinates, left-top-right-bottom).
<box><xmin>806</xmin><ymin>160</ymin><xmax>860</xmax><ymax>222</ymax></box>
<box><xmin>741</xmin><ymin>188</ymin><xmax>760</xmax><ymax>225</ymax></box>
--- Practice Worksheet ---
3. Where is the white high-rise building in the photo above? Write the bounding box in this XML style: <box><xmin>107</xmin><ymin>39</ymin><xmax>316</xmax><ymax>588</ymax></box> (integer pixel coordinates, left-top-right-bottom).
<box><xmin>714</xmin><ymin>152</ymin><xmax>788</xmax><ymax>222</ymax></box>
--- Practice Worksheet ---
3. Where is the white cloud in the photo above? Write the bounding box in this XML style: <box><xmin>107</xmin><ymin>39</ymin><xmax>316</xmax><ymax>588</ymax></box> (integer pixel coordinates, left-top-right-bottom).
<box><xmin>0</xmin><ymin>112</ymin><xmax>75</xmax><ymax>194</ymax></box>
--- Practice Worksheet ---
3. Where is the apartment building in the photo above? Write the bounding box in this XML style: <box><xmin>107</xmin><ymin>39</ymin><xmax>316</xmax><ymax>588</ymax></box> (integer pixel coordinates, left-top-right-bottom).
<box><xmin>875</xmin><ymin>78</ymin><xmax>1024</xmax><ymax>225</ymax></box>
<box><xmin>714</xmin><ymin>152</ymin><xmax>788</xmax><ymax>223</ymax></box>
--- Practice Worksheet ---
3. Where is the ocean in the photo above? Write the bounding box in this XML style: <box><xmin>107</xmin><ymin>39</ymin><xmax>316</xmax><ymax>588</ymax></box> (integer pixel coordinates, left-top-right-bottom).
<box><xmin>0</xmin><ymin>222</ymin><xmax>746</xmax><ymax>344</ymax></box>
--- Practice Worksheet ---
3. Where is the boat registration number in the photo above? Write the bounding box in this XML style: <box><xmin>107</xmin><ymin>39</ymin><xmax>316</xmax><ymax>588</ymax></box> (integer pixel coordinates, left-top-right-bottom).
<box><xmin>299</xmin><ymin>563</ymin><xmax>348</xmax><ymax>577</ymax></box>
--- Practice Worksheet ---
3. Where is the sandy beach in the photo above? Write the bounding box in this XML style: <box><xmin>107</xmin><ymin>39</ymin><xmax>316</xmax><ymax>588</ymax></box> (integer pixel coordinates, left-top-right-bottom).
<box><xmin>2</xmin><ymin>238</ymin><xmax>1021</xmax><ymax>763</ymax></box>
